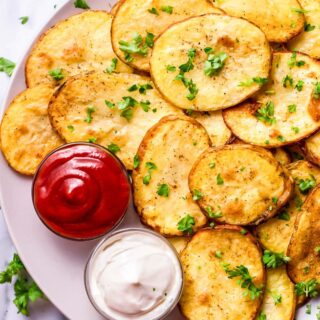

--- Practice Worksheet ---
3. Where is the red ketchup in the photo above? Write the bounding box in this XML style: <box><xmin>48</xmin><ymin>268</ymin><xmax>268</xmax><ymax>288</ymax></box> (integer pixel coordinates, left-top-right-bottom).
<box><xmin>33</xmin><ymin>144</ymin><xmax>131</xmax><ymax>240</ymax></box>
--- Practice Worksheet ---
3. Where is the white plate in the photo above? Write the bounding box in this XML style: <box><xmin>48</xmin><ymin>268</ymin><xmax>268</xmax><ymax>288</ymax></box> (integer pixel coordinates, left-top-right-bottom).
<box><xmin>0</xmin><ymin>0</ymin><xmax>318</xmax><ymax>319</ymax></box>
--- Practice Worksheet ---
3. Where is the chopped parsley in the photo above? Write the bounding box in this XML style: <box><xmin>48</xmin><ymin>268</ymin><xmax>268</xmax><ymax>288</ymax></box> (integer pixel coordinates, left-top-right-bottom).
<box><xmin>179</xmin><ymin>48</ymin><xmax>196</xmax><ymax>73</ymax></box>
<box><xmin>118</xmin><ymin>96</ymin><xmax>138</xmax><ymax>120</ymax></box>
<box><xmin>19</xmin><ymin>16</ymin><xmax>29</xmax><ymax>24</ymax></box>
<box><xmin>271</xmin><ymin>292</ymin><xmax>282</xmax><ymax>305</ymax></box>
<box><xmin>140</xmin><ymin>100</ymin><xmax>151</xmax><ymax>112</ymax></box>
<box><xmin>239</xmin><ymin>77</ymin><xmax>268</xmax><ymax>87</ymax></box>
<box><xmin>240</xmin><ymin>229</ymin><xmax>248</xmax><ymax>235</ymax></box>
<box><xmin>262</xmin><ymin>250</ymin><xmax>291</xmax><ymax>268</ymax></box>
<box><xmin>215</xmin><ymin>251</ymin><xmax>223</xmax><ymax>259</ymax></box>
<box><xmin>148</xmin><ymin>7</ymin><xmax>159</xmax><ymax>15</ymax></box>
<box><xmin>119</xmin><ymin>32</ymin><xmax>150</xmax><ymax>62</ymax></box>
<box><xmin>177</xmin><ymin>214</ymin><xmax>195</xmax><ymax>235</ymax></box>
<box><xmin>84</xmin><ymin>106</ymin><xmax>95</xmax><ymax>123</ymax></box>
<box><xmin>305</xmin><ymin>23</ymin><xmax>316</xmax><ymax>32</ymax></box>
<box><xmin>295</xmin><ymin>80</ymin><xmax>304</xmax><ymax>91</ymax></box>
<box><xmin>166</xmin><ymin>65</ymin><xmax>176</xmax><ymax>72</ymax></box>
<box><xmin>133</xmin><ymin>154</ymin><xmax>140</xmax><ymax>169</ymax></box>
<box><xmin>291</xmin><ymin>8</ymin><xmax>310</xmax><ymax>14</ymax></box>
<box><xmin>216</xmin><ymin>174</ymin><xmax>224</xmax><ymax>185</ymax></box>
<box><xmin>314</xmin><ymin>82</ymin><xmax>320</xmax><ymax>99</ymax></box>
<box><xmin>306</xmin><ymin>303</ymin><xmax>312</xmax><ymax>315</ymax></box>
<box><xmin>107</xmin><ymin>143</ymin><xmax>120</xmax><ymax>154</ymax></box>
<box><xmin>223</xmin><ymin>264</ymin><xmax>263</xmax><ymax>300</ymax></box>
<box><xmin>272</xmin><ymin>197</ymin><xmax>278</xmax><ymax>204</ymax></box>
<box><xmin>48</xmin><ymin>68</ymin><xmax>64</xmax><ymax>81</ymax></box>
<box><xmin>192</xmin><ymin>189</ymin><xmax>203</xmax><ymax>201</ymax></box>
<box><xmin>67</xmin><ymin>125</ymin><xmax>74</xmax><ymax>132</ymax></box>
<box><xmin>288</xmin><ymin>52</ymin><xmax>305</xmax><ymax>68</ymax></box>
<box><xmin>278</xmin><ymin>210</ymin><xmax>290</xmax><ymax>221</ymax></box>
<box><xmin>105</xmin><ymin>58</ymin><xmax>118</xmax><ymax>74</ymax></box>
<box><xmin>209</xmin><ymin>161</ymin><xmax>216</xmax><ymax>168</ymax></box>
<box><xmin>204</xmin><ymin>50</ymin><xmax>228</xmax><ymax>77</ymax></box>
<box><xmin>277</xmin><ymin>135</ymin><xmax>286</xmax><ymax>142</ymax></box>
<box><xmin>282</xmin><ymin>75</ymin><xmax>294</xmax><ymax>88</ymax></box>
<box><xmin>157</xmin><ymin>184</ymin><xmax>169</xmax><ymax>197</ymax></box>
<box><xmin>74</xmin><ymin>0</ymin><xmax>90</xmax><ymax>9</ymax></box>
<box><xmin>295</xmin><ymin>279</ymin><xmax>319</xmax><ymax>298</ymax></box>
<box><xmin>145</xmin><ymin>32</ymin><xmax>155</xmax><ymax>48</ymax></box>
<box><xmin>298</xmin><ymin>175</ymin><xmax>316</xmax><ymax>194</ymax></box>
<box><xmin>105</xmin><ymin>100</ymin><xmax>115</xmax><ymax>108</ymax></box>
<box><xmin>315</xmin><ymin>246</ymin><xmax>320</xmax><ymax>255</ymax></box>
<box><xmin>88</xmin><ymin>137</ymin><xmax>97</xmax><ymax>143</ymax></box>
<box><xmin>288</xmin><ymin>104</ymin><xmax>297</xmax><ymax>113</ymax></box>
<box><xmin>257</xmin><ymin>312</ymin><xmax>267</xmax><ymax>320</ymax></box>
<box><xmin>295</xmin><ymin>197</ymin><xmax>303</xmax><ymax>211</ymax></box>
<box><xmin>143</xmin><ymin>162</ymin><xmax>157</xmax><ymax>185</ymax></box>
<box><xmin>128</xmin><ymin>83</ymin><xmax>153</xmax><ymax>94</ymax></box>
<box><xmin>161</xmin><ymin>6</ymin><xmax>173</xmax><ymax>14</ymax></box>
<box><xmin>206</xmin><ymin>206</ymin><xmax>222</xmax><ymax>219</ymax></box>
<box><xmin>255</xmin><ymin>101</ymin><xmax>276</xmax><ymax>125</ymax></box>
<box><xmin>0</xmin><ymin>57</ymin><xmax>15</xmax><ymax>76</ymax></box>
<box><xmin>291</xmin><ymin>126</ymin><xmax>300</xmax><ymax>133</ymax></box>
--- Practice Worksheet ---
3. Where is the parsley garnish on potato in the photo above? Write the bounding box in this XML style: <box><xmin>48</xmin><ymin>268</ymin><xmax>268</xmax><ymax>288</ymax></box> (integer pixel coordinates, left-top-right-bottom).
<box><xmin>177</xmin><ymin>214</ymin><xmax>195</xmax><ymax>235</ymax></box>
<box><xmin>314</xmin><ymin>82</ymin><xmax>320</xmax><ymax>99</ymax></box>
<box><xmin>133</xmin><ymin>154</ymin><xmax>140</xmax><ymax>169</ymax></box>
<box><xmin>262</xmin><ymin>250</ymin><xmax>290</xmax><ymax>268</ymax></box>
<box><xmin>48</xmin><ymin>68</ymin><xmax>64</xmax><ymax>81</ymax></box>
<box><xmin>295</xmin><ymin>279</ymin><xmax>319</xmax><ymax>298</ymax></box>
<box><xmin>143</xmin><ymin>162</ymin><xmax>157</xmax><ymax>185</ymax></box>
<box><xmin>239</xmin><ymin>77</ymin><xmax>268</xmax><ymax>87</ymax></box>
<box><xmin>0</xmin><ymin>254</ymin><xmax>44</xmax><ymax>316</ymax></box>
<box><xmin>84</xmin><ymin>106</ymin><xmax>95</xmax><ymax>123</ymax></box>
<box><xmin>0</xmin><ymin>57</ymin><xmax>16</xmax><ymax>76</ymax></box>
<box><xmin>107</xmin><ymin>143</ymin><xmax>121</xmax><ymax>154</ymax></box>
<box><xmin>223</xmin><ymin>264</ymin><xmax>263</xmax><ymax>300</ymax></box>
<box><xmin>203</xmin><ymin>49</ymin><xmax>228</xmax><ymax>77</ymax></box>
<box><xmin>298</xmin><ymin>175</ymin><xmax>316</xmax><ymax>194</ymax></box>
<box><xmin>74</xmin><ymin>0</ymin><xmax>90</xmax><ymax>9</ymax></box>
<box><xmin>161</xmin><ymin>6</ymin><xmax>173</xmax><ymax>14</ymax></box>
<box><xmin>157</xmin><ymin>183</ymin><xmax>169</xmax><ymax>197</ymax></box>
<box><xmin>105</xmin><ymin>58</ymin><xmax>118</xmax><ymax>74</ymax></box>
<box><xmin>255</xmin><ymin>101</ymin><xmax>276</xmax><ymax>125</ymax></box>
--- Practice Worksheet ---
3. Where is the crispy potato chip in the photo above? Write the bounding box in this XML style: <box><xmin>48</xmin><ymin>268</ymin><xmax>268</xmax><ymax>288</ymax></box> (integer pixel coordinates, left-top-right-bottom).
<box><xmin>111</xmin><ymin>0</ymin><xmax>222</xmax><ymax>72</ymax></box>
<box><xmin>151</xmin><ymin>14</ymin><xmax>271</xmax><ymax>111</ymax></box>
<box><xmin>48</xmin><ymin>72</ymin><xmax>182</xmax><ymax>170</ymax></box>
<box><xmin>132</xmin><ymin>115</ymin><xmax>210</xmax><ymax>236</ymax></box>
<box><xmin>305</xmin><ymin>130</ymin><xmax>320</xmax><ymax>166</ymax></box>
<box><xmin>188</xmin><ymin>111</ymin><xmax>232</xmax><ymax>146</ymax></box>
<box><xmin>0</xmin><ymin>84</ymin><xmax>63</xmax><ymax>175</ymax></box>
<box><xmin>287</xmin><ymin>185</ymin><xmax>320</xmax><ymax>284</ymax></box>
<box><xmin>258</xmin><ymin>267</ymin><xmax>296</xmax><ymax>320</ymax></box>
<box><xmin>223</xmin><ymin>52</ymin><xmax>320</xmax><ymax>147</ymax></box>
<box><xmin>26</xmin><ymin>11</ymin><xmax>132</xmax><ymax>87</ymax></box>
<box><xmin>168</xmin><ymin>237</ymin><xmax>190</xmax><ymax>255</ymax></box>
<box><xmin>288</xmin><ymin>0</ymin><xmax>320</xmax><ymax>59</ymax></box>
<box><xmin>180</xmin><ymin>226</ymin><xmax>265</xmax><ymax>320</ymax></box>
<box><xmin>272</xmin><ymin>148</ymin><xmax>291</xmax><ymax>166</ymax></box>
<box><xmin>210</xmin><ymin>0</ymin><xmax>304</xmax><ymax>43</ymax></box>
<box><xmin>256</xmin><ymin>160</ymin><xmax>320</xmax><ymax>253</ymax></box>
<box><xmin>189</xmin><ymin>144</ymin><xmax>293</xmax><ymax>225</ymax></box>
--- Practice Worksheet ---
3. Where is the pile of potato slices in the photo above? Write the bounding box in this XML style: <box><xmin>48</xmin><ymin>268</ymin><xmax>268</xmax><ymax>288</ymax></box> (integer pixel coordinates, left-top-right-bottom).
<box><xmin>1</xmin><ymin>0</ymin><xmax>320</xmax><ymax>318</ymax></box>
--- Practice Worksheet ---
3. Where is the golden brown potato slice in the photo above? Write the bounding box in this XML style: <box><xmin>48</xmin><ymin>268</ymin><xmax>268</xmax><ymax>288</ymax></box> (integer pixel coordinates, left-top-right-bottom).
<box><xmin>223</xmin><ymin>52</ymin><xmax>320</xmax><ymax>147</ymax></box>
<box><xmin>26</xmin><ymin>11</ymin><xmax>132</xmax><ymax>87</ymax></box>
<box><xmin>188</xmin><ymin>111</ymin><xmax>232</xmax><ymax>146</ymax></box>
<box><xmin>272</xmin><ymin>148</ymin><xmax>291</xmax><ymax>166</ymax></box>
<box><xmin>48</xmin><ymin>72</ymin><xmax>182</xmax><ymax>170</ymax></box>
<box><xmin>168</xmin><ymin>237</ymin><xmax>190</xmax><ymax>255</ymax></box>
<box><xmin>189</xmin><ymin>144</ymin><xmax>293</xmax><ymax>225</ymax></box>
<box><xmin>180</xmin><ymin>226</ymin><xmax>265</xmax><ymax>320</ymax></box>
<box><xmin>0</xmin><ymin>84</ymin><xmax>63</xmax><ymax>175</ymax></box>
<box><xmin>258</xmin><ymin>267</ymin><xmax>296</xmax><ymax>320</ymax></box>
<box><xmin>151</xmin><ymin>14</ymin><xmax>271</xmax><ymax>112</ymax></box>
<box><xmin>288</xmin><ymin>0</ymin><xmax>320</xmax><ymax>59</ymax></box>
<box><xmin>287</xmin><ymin>185</ymin><xmax>320</xmax><ymax>284</ymax></box>
<box><xmin>111</xmin><ymin>0</ymin><xmax>222</xmax><ymax>72</ymax></box>
<box><xmin>132</xmin><ymin>115</ymin><xmax>210</xmax><ymax>236</ymax></box>
<box><xmin>256</xmin><ymin>160</ymin><xmax>320</xmax><ymax>253</ymax></box>
<box><xmin>305</xmin><ymin>130</ymin><xmax>320</xmax><ymax>166</ymax></box>
<box><xmin>210</xmin><ymin>0</ymin><xmax>304</xmax><ymax>43</ymax></box>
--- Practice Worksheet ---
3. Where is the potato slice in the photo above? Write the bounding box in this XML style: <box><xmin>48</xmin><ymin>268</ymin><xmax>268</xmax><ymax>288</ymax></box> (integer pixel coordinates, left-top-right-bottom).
<box><xmin>0</xmin><ymin>84</ymin><xmax>63</xmax><ymax>175</ymax></box>
<box><xmin>132</xmin><ymin>115</ymin><xmax>210</xmax><ymax>236</ymax></box>
<box><xmin>189</xmin><ymin>144</ymin><xmax>293</xmax><ymax>225</ymax></box>
<box><xmin>26</xmin><ymin>11</ymin><xmax>132</xmax><ymax>87</ymax></box>
<box><xmin>151</xmin><ymin>14</ymin><xmax>271</xmax><ymax>112</ymax></box>
<box><xmin>288</xmin><ymin>0</ymin><xmax>320</xmax><ymax>59</ymax></box>
<box><xmin>223</xmin><ymin>52</ymin><xmax>320</xmax><ymax>147</ymax></box>
<box><xmin>305</xmin><ymin>130</ymin><xmax>320</xmax><ymax>166</ymax></box>
<box><xmin>111</xmin><ymin>0</ymin><xmax>222</xmax><ymax>72</ymax></box>
<box><xmin>210</xmin><ymin>0</ymin><xmax>304</xmax><ymax>43</ymax></box>
<box><xmin>168</xmin><ymin>237</ymin><xmax>190</xmax><ymax>255</ymax></box>
<box><xmin>256</xmin><ymin>160</ymin><xmax>320</xmax><ymax>253</ymax></box>
<box><xmin>258</xmin><ymin>267</ymin><xmax>296</xmax><ymax>320</ymax></box>
<box><xmin>188</xmin><ymin>111</ymin><xmax>232</xmax><ymax>146</ymax></box>
<box><xmin>287</xmin><ymin>185</ymin><xmax>320</xmax><ymax>284</ymax></box>
<box><xmin>110</xmin><ymin>1</ymin><xmax>120</xmax><ymax>15</ymax></box>
<box><xmin>272</xmin><ymin>148</ymin><xmax>291</xmax><ymax>166</ymax></box>
<box><xmin>179</xmin><ymin>226</ymin><xmax>265</xmax><ymax>320</ymax></box>
<box><xmin>48</xmin><ymin>72</ymin><xmax>182</xmax><ymax>170</ymax></box>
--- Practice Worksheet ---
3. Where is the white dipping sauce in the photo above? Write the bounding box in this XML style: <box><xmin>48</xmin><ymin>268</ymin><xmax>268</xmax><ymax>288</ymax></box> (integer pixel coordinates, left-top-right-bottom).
<box><xmin>87</xmin><ymin>230</ymin><xmax>183</xmax><ymax>320</ymax></box>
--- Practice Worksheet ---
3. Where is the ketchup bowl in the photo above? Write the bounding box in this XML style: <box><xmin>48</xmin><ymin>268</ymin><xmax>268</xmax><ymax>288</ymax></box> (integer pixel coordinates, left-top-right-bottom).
<box><xmin>32</xmin><ymin>142</ymin><xmax>131</xmax><ymax>241</ymax></box>
<box><xmin>84</xmin><ymin>228</ymin><xmax>184</xmax><ymax>320</ymax></box>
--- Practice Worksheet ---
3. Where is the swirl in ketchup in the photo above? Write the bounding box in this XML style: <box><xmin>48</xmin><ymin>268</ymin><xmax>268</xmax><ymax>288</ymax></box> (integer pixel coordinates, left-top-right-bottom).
<box><xmin>32</xmin><ymin>143</ymin><xmax>131</xmax><ymax>240</ymax></box>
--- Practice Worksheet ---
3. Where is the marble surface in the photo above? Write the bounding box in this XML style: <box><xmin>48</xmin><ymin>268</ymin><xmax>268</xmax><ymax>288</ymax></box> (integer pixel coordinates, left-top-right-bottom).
<box><xmin>0</xmin><ymin>1</ymin><xmax>67</xmax><ymax>318</ymax></box>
